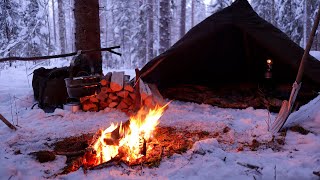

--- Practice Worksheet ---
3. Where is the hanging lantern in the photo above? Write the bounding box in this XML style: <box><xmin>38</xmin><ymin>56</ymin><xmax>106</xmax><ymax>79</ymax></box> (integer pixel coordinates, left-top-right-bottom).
<box><xmin>265</xmin><ymin>59</ymin><xmax>273</xmax><ymax>79</ymax></box>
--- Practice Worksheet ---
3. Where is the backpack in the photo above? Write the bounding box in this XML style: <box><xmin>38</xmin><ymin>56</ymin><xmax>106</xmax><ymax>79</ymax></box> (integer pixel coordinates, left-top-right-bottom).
<box><xmin>32</xmin><ymin>67</ymin><xmax>69</xmax><ymax>112</ymax></box>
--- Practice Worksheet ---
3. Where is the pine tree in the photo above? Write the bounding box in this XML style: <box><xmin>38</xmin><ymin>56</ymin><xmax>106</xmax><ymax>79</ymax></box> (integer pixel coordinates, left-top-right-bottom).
<box><xmin>159</xmin><ymin>0</ymin><xmax>171</xmax><ymax>54</ymax></box>
<box><xmin>209</xmin><ymin>0</ymin><xmax>232</xmax><ymax>14</ymax></box>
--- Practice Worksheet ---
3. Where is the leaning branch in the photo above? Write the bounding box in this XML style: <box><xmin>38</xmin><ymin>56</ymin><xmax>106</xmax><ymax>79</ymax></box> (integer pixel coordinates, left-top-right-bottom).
<box><xmin>0</xmin><ymin>46</ymin><xmax>121</xmax><ymax>63</ymax></box>
<box><xmin>0</xmin><ymin>114</ymin><xmax>17</xmax><ymax>131</ymax></box>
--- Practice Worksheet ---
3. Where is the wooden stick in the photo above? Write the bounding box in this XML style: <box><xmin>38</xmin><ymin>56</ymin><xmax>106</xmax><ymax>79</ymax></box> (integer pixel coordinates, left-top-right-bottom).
<box><xmin>0</xmin><ymin>46</ymin><xmax>121</xmax><ymax>62</ymax></box>
<box><xmin>0</xmin><ymin>114</ymin><xmax>17</xmax><ymax>130</ymax></box>
<box><xmin>134</xmin><ymin>68</ymin><xmax>141</xmax><ymax>111</ymax></box>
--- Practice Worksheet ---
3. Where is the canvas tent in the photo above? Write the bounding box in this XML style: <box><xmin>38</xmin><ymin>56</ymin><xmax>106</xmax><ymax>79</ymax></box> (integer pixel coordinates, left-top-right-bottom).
<box><xmin>139</xmin><ymin>0</ymin><xmax>320</xmax><ymax>110</ymax></box>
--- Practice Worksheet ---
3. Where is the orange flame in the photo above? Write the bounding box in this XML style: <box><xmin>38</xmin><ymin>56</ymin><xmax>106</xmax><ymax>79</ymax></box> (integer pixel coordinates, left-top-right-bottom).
<box><xmin>92</xmin><ymin>104</ymin><xmax>168</xmax><ymax>165</ymax></box>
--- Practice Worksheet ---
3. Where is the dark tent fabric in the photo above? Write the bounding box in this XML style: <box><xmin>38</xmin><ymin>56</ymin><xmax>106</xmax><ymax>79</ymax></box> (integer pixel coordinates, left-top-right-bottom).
<box><xmin>139</xmin><ymin>0</ymin><xmax>320</xmax><ymax>110</ymax></box>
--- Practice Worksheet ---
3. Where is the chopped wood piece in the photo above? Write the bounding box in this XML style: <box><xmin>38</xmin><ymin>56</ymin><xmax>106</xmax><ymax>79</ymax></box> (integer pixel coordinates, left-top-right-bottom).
<box><xmin>117</xmin><ymin>101</ymin><xmax>129</xmax><ymax>109</ymax></box>
<box><xmin>80</xmin><ymin>96</ymin><xmax>91</xmax><ymax>103</ymax></box>
<box><xmin>99</xmin><ymin>101</ymin><xmax>109</xmax><ymax>109</ymax></box>
<box><xmin>117</xmin><ymin>91</ymin><xmax>129</xmax><ymax>98</ymax></box>
<box><xmin>104</xmin><ymin>72</ymin><xmax>112</xmax><ymax>82</ymax></box>
<box><xmin>124</xmin><ymin>75</ymin><xmax>130</xmax><ymax>83</ymax></box>
<box><xmin>122</xmin><ymin>98</ymin><xmax>133</xmax><ymax>106</ymax></box>
<box><xmin>110</xmin><ymin>71</ymin><xmax>124</xmax><ymax>92</ymax></box>
<box><xmin>96</xmin><ymin>93</ymin><xmax>107</xmax><ymax>101</ymax></box>
<box><xmin>100</xmin><ymin>79</ymin><xmax>108</xmax><ymax>86</ymax></box>
<box><xmin>109</xmin><ymin>93</ymin><xmax>118</xmax><ymax>101</ymax></box>
<box><xmin>0</xmin><ymin>114</ymin><xmax>17</xmax><ymax>130</ymax></box>
<box><xmin>124</xmin><ymin>84</ymin><xmax>134</xmax><ymax>92</ymax></box>
<box><xmin>128</xmin><ymin>104</ymin><xmax>135</xmax><ymax>110</ymax></box>
<box><xmin>89</xmin><ymin>97</ymin><xmax>99</xmax><ymax>103</ymax></box>
<box><xmin>83</xmin><ymin>103</ymin><xmax>98</xmax><ymax>111</ymax></box>
<box><xmin>106</xmin><ymin>88</ymin><xmax>113</xmax><ymax>93</ymax></box>
<box><xmin>139</xmin><ymin>79</ymin><xmax>152</xmax><ymax>100</ymax></box>
<box><xmin>106</xmin><ymin>98</ymin><xmax>113</xmax><ymax>104</ymax></box>
<box><xmin>100</xmin><ymin>87</ymin><xmax>108</xmax><ymax>94</ymax></box>
<box><xmin>108</xmin><ymin>102</ymin><xmax>118</xmax><ymax>108</ymax></box>
<box><xmin>129</xmin><ymin>93</ymin><xmax>136</xmax><ymax>100</ymax></box>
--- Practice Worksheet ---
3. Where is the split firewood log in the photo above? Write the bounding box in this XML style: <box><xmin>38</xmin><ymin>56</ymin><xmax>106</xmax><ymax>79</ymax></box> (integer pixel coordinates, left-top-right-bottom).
<box><xmin>100</xmin><ymin>79</ymin><xmax>108</xmax><ymax>86</ymax></box>
<box><xmin>117</xmin><ymin>90</ymin><xmax>129</xmax><ymax>98</ymax></box>
<box><xmin>104</xmin><ymin>72</ymin><xmax>112</xmax><ymax>82</ymax></box>
<box><xmin>96</xmin><ymin>93</ymin><xmax>107</xmax><ymax>102</ymax></box>
<box><xmin>99</xmin><ymin>101</ymin><xmax>109</xmax><ymax>110</ymax></box>
<box><xmin>100</xmin><ymin>87</ymin><xmax>108</xmax><ymax>94</ymax></box>
<box><xmin>106</xmin><ymin>88</ymin><xmax>113</xmax><ymax>93</ymax></box>
<box><xmin>108</xmin><ymin>102</ymin><xmax>118</xmax><ymax>108</ymax></box>
<box><xmin>83</xmin><ymin>103</ymin><xmax>98</xmax><ymax>112</ymax></box>
<box><xmin>110</xmin><ymin>71</ymin><xmax>124</xmax><ymax>92</ymax></box>
<box><xmin>80</xmin><ymin>96</ymin><xmax>91</xmax><ymax>103</ymax></box>
<box><xmin>129</xmin><ymin>93</ymin><xmax>136</xmax><ymax>100</ymax></box>
<box><xmin>117</xmin><ymin>100</ymin><xmax>129</xmax><ymax>110</ymax></box>
<box><xmin>124</xmin><ymin>84</ymin><xmax>134</xmax><ymax>92</ymax></box>
<box><xmin>122</xmin><ymin>97</ymin><xmax>133</xmax><ymax>106</ymax></box>
<box><xmin>89</xmin><ymin>97</ymin><xmax>99</xmax><ymax>103</ymax></box>
<box><xmin>109</xmin><ymin>93</ymin><xmax>119</xmax><ymax>101</ymax></box>
<box><xmin>124</xmin><ymin>75</ymin><xmax>130</xmax><ymax>83</ymax></box>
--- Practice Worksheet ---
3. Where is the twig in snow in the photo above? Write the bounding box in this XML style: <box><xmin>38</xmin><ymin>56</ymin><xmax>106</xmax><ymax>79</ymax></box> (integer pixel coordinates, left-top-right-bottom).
<box><xmin>9</xmin><ymin>94</ymin><xmax>14</xmax><ymax>125</ymax></box>
<box><xmin>24</xmin><ymin>62</ymin><xmax>30</xmax><ymax>88</ymax></box>
<box><xmin>13</xmin><ymin>96</ymin><xmax>19</xmax><ymax>126</ymax></box>
<box><xmin>237</xmin><ymin>162</ymin><xmax>262</xmax><ymax>174</ymax></box>
<box><xmin>274</xmin><ymin>165</ymin><xmax>277</xmax><ymax>180</ymax></box>
<box><xmin>0</xmin><ymin>114</ymin><xmax>17</xmax><ymax>131</ymax></box>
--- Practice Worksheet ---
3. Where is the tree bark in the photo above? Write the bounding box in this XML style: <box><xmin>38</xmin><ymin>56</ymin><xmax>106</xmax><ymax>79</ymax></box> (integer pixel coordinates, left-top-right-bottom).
<box><xmin>138</xmin><ymin>0</ymin><xmax>147</xmax><ymax>66</ymax></box>
<box><xmin>159</xmin><ymin>0</ymin><xmax>170</xmax><ymax>54</ymax></box>
<box><xmin>147</xmin><ymin>0</ymin><xmax>154</xmax><ymax>61</ymax></box>
<box><xmin>51</xmin><ymin>0</ymin><xmax>57</xmax><ymax>45</ymax></box>
<box><xmin>58</xmin><ymin>0</ymin><xmax>66</xmax><ymax>54</ymax></box>
<box><xmin>74</xmin><ymin>0</ymin><xmax>102</xmax><ymax>74</ymax></box>
<box><xmin>191</xmin><ymin>0</ymin><xmax>195</xmax><ymax>27</ymax></box>
<box><xmin>180</xmin><ymin>0</ymin><xmax>186</xmax><ymax>38</ymax></box>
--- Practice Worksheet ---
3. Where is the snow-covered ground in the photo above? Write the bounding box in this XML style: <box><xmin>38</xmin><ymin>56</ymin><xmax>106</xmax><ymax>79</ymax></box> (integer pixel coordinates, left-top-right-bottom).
<box><xmin>0</xmin><ymin>61</ymin><xmax>319</xmax><ymax>180</ymax></box>
<box><xmin>311</xmin><ymin>51</ymin><xmax>320</xmax><ymax>61</ymax></box>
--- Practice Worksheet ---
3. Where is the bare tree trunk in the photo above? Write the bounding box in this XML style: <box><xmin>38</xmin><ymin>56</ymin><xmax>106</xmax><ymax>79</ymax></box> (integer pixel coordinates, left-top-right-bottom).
<box><xmin>52</xmin><ymin>0</ymin><xmax>57</xmax><ymax>45</ymax></box>
<box><xmin>159</xmin><ymin>0</ymin><xmax>170</xmax><ymax>54</ymax></box>
<box><xmin>58</xmin><ymin>0</ymin><xmax>66</xmax><ymax>54</ymax></box>
<box><xmin>304</xmin><ymin>0</ymin><xmax>311</xmax><ymax>48</ymax></box>
<box><xmin>74</xmin><ymin>0</ymin><xmax>102</xmax><ymax>74</ymax></box>
<box><xmin>147</xmin><ymin>0</ymin><xmax>154</xmax><ymax>61</ymax></box>
<box><xmin>191</xmin><ymin>0</ymin><xmax>195</xmax><ymax>27</ymax></box>
<box><xmin>138</xmin><ymin>0</ymin><xmax>147</xmax><ymax>66</ymax></box>
<box><xmin>180</xmin><ymin>0</ymin><xmax>186</xmax><ymax>38</ymax></box>
<box><xmin>271</xmin><ymin>0</ymin><xmax>276</xmax><ymax>26</ymax></box>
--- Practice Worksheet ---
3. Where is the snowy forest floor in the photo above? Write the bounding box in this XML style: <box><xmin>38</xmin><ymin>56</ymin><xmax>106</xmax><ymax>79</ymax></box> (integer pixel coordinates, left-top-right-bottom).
<box><xmin>0</xmin><ymin>61</ymin><xmax>320</xmax><ymax>180</ymax></box>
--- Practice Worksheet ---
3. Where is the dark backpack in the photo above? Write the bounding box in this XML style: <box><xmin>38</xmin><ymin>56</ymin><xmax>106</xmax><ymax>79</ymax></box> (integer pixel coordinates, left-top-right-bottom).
<box><xmin>32</xmin><ymin>67</ymin><xmax>69</xmax><ymax>112</ymax></box>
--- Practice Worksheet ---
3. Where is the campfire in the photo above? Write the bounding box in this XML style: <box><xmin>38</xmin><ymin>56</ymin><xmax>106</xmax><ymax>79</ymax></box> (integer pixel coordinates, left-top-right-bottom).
<box><xmin>83</xmin><ymin>104</ymin><xmax>169</xmax><ymax>168</ymax></box>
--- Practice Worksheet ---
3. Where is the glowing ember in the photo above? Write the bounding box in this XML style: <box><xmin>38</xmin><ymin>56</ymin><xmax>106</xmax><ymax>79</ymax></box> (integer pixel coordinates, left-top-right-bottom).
<box><xmin>92</xmin><ymin>104</ymin><xmax>168</xmax><ymax>166</ymax></box>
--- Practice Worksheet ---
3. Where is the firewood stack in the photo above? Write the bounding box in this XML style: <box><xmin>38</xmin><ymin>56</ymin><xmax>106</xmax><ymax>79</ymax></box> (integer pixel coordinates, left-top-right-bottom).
<box><xmin>80</xmin><ymin>71</ymin><xmax>165</xmax><ymax>114</ymax></box>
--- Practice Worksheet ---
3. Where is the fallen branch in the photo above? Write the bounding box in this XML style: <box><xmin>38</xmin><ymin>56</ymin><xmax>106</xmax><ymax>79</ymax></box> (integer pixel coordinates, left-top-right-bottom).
<box><xmin>89</xmin><ymin>156</ymin><xmax>122</xmax><ymax>170</ymax></box>
<box><xmin>237</xmin><ymin>162</ymin><xmax>260</xmax><ymax>170</ymax></box>
<box><xmin>0</xmin><ymin>114</ymin><xmax>17</xmax><ymax>130</ymax></box>
<box><xmin>0</xmin><ymin>46</ymin><xmax>121</xmax><ymax>62</ymax></box>
<box><xmin>55</xmin><ymin>150</ymin><xmax>86</xmax><ymax>157</ymax></box>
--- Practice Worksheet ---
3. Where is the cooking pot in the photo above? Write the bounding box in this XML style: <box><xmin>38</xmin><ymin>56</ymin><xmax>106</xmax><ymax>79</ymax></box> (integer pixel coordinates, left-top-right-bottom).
<box><xmin>63</xmin><ymin>102</ymin><xmax>81</xmax><ymax>113</ymax></box>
